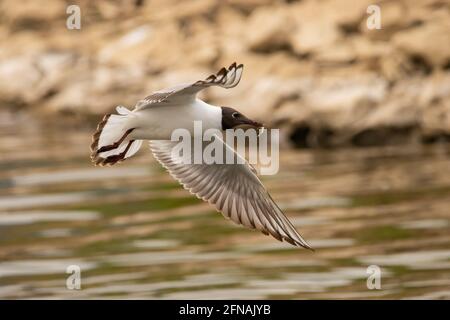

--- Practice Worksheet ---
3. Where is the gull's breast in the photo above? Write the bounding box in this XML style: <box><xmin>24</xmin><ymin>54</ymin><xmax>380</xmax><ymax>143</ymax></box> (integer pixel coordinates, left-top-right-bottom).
<box><xmin>130</xmin><ymin>100</ymin><xmax>221</xmax><ymax>140</ymax></box>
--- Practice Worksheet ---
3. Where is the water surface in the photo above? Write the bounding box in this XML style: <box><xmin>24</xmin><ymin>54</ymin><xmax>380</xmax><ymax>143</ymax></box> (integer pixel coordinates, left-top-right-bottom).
<box><xmin>0</xmin><ymin>111</ymin><xmax>449</xmax><ymax>299</ymax></box>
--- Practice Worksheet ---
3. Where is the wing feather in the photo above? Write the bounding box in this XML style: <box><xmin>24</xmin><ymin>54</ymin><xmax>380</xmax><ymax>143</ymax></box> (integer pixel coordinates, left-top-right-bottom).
<box><xmin>149</xmin><ymin>138</ymin><xmax>313</xmax><ymax>250</ymax></box>
<box><xmin>135</xmin><ymin>63</ymin><xmax>243</xmax><ymax>110</ymax></box>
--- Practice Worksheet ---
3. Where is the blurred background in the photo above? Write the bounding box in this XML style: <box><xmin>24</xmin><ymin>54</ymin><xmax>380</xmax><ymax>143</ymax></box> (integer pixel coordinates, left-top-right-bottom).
<box><xmin>0</xmin><ymin>0</ymin><xmax>449</xmax><ymax>299</ymax></box>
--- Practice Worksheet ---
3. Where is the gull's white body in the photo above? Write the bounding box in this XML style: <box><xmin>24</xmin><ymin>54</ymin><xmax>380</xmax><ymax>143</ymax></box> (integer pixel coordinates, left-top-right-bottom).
<box><xmin>128</xmin><ymin>99</ymin><xmax>222</xmax><ymax>140</ymax></box>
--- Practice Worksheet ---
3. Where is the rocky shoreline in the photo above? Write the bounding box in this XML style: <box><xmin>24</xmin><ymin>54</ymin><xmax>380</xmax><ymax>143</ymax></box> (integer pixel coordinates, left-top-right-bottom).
<box><xmin>0</xmin><ymin>0</ymin><xmax>449</xmax><ymax>147</ymax></box>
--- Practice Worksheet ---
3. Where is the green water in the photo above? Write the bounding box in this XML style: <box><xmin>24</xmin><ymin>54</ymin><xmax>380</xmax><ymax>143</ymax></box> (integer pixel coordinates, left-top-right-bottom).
<box><xmin>0</xmin><ymin>112</ymin><xmax>449</xmax><ymax>299</ymax></box>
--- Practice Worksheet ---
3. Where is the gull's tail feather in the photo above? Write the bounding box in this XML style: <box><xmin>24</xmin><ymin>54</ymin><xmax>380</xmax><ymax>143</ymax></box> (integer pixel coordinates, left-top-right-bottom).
<box><xmin>90</xmin><ymin>106</ymin><xmax>142</xmax><ymax>166</ymax></box>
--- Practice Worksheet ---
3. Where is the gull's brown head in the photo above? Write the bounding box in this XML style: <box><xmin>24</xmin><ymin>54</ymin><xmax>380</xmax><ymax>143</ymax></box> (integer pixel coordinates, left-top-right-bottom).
<box><xmin>221</xmin><ymin>107</ymin><xmax>263</xmax><ymax>130</ymax></box>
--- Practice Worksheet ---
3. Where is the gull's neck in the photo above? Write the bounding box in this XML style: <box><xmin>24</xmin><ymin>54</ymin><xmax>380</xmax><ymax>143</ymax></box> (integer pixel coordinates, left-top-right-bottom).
<box><xmin>194</xmin><ymin>99</ymin><xmax>222</xmax><ymax>130</ymax></box>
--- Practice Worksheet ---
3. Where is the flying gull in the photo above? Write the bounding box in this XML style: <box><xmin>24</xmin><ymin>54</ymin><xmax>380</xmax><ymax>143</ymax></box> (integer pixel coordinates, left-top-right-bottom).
<box><xmin>90</xmin><ymin>63</ymin><xmax>312</xmax><ymax>250</ymax></box>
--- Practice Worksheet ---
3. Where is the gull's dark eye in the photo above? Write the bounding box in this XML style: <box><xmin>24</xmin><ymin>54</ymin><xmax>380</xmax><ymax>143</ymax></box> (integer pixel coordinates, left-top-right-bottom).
<box><xmin>232</xmin><ymin>112</ymin><xmax>240</xmax><ymax>119</ymax></box>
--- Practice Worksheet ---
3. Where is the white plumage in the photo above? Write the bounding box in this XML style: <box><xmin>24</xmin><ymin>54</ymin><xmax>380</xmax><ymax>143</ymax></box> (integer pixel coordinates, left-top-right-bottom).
<box><xmin>90</xmin><ymin>63</ymin><xmax>312</xmax><ymax>250</ymax></box>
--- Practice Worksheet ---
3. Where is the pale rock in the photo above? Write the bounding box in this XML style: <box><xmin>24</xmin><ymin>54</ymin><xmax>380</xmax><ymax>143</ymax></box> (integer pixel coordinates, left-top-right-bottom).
<box><xmin>315</xmin><ymin>41</ymin><xmax>356</xmax><ymax>65</ymax></box>
<box><xmin>332</xmin><ymin>0</ymin><xmax>373</xmax><ymax>27</ymax></box>
<box><xmin>0</xmin><ymin>0</ymin><xmax>449</xmax><ymax>146</ymax></box>
<box><xmin>303</xmin><ymin>75</ymin><xmax>387</xmax><ymax>113</ymax></box>
<box><xmin>46</xmin><ymin>64</ymin><xmax>146</xmax><ymax>114</ymax></box>
<box><xmin>1</xmin><ymin>0</ymin><xmax>65</xmax><ymax>24</ymax></box>
<box><xmin>216</xmin><ymin>7</ymin><xmax>249</xmax><ymax>56</ymax></box>
<box><xmin>142</xmin><ymin>0</ymin><xmax>217</xmax><ymax>22</ymax></box>
<box><xmin>392</xmin><ymin>19</ymin><xmax>450</xmax><ymax>68</ymax></box>
<box><xmin>226</xmin><ymin>0</ymin><xmax>277</xmax><ymax>11</ymax></box>
<box><xmin>246</xmin><ymin>6</ymin><xmax>294</xmax><ymax>52</ymax></box>
<box><xmin>0</xmin><ymin>52</ymin><xmax>74</xmax><ymax>105</ymax></box>
<box><xmin>183</xmin><ymin>19</ymin><xmax>220</xmax><ymax>66</ymax></box>
<box><xmin>421</xmin><ymin>99</ymin><xmax>450</xmax><ymax>136</ymax></box>
<box><xmin>288</xmin><ymin>0</ymin><xmax>342</xmax><ymax>55</ymax></box>
<box><xmin>0</xmin><ymin>55</ymin><xmax>41</xmax><ymax>103</ymax></box>
<box><xmin>98</xmin><ymin>25</ymin><xmax>154</xmax><ymax>65</ymax></box>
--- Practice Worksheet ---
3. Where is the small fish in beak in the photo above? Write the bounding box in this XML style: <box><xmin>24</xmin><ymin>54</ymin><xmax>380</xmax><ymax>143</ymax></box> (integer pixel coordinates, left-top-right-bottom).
<box><xmin>258</xmin><ymin>126</ymin><xmax>265</xmax><ymax>137</ymax></box>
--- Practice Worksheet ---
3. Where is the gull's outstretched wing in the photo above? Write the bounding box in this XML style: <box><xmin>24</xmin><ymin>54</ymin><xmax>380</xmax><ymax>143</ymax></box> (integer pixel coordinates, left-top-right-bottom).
<box><xmin>134</xmin><ymin>62</ymin><xmax>243</xmax><ymax>110</ymax></box>
<box><xmin>148</xmin><ymin>137</ymin><xmax>313</xmax><ymax>250</ymax></box>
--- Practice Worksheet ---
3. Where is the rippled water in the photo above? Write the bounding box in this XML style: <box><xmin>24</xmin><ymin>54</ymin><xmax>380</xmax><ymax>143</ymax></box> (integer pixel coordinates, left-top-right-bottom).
<box><xmin>0</xmin><ymin>111</ymin><xmax>449</xmax><ymax>299</ymax></box>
